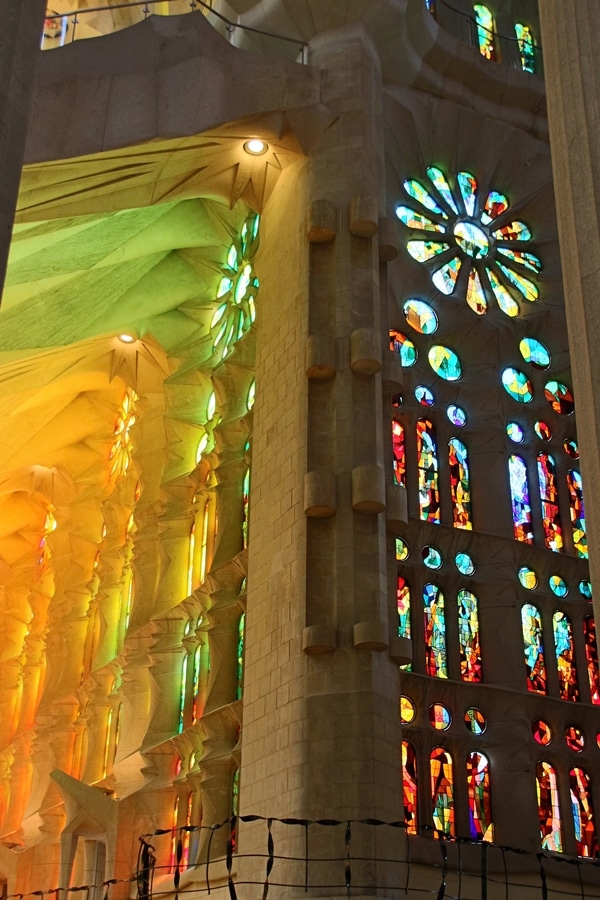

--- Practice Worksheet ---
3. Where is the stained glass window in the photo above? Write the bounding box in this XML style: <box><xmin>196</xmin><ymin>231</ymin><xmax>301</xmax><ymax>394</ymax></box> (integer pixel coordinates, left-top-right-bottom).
<box><xmin>518</xmin><ymin>566</ymin><xmax>537</xmax><ymax>590</ymax></box>
<box><xmin>429</xmin><ymin>703</ymin><xmax>451</xmax><ymax>730</ymax></box>
<box><xmin>109</xmin><ymin>387</ymin><xmax>138</xmax><ymax>480</ymax></box>
<box><xmin>403</xmin><ymin>298</ymin><xmax>438</xmax><ymax>334</ymax></box>
<box><xmin>447</xmin><ymin>404</ymin><xmax>467</xmax><ymax>426</ymax></box>
<box><xmin>179</xmin><ymin>651</ymin><xmax>189</xmax><ymax>733</ymax></box>
<box><xmin>565</xmin><ymin>726</ymin><xmax>584</xmax><ymax>752</ymax></box>
<box><xmin>415</xmin><ymin>385</ymin><xmax>435</xmax><ymax>407</ymax></box>
<box><xmin>102</xmin><ymin>707</ymin><xmax>113</xmax><ymax>779</ymax></box>
<box><xmin>537</xmin><ymin>453</ymin><xmax>563</xmax><ymax>552</ymax></box>
<box><xmin>570</xmin><ymin>768</ymin><xmax>598</xmax><ymax>858</ymax></box>
<box><xmin>396</xmin><ymin>537</ymin><xmax>409</xmax><ymax>560</ymax></box>
<box><xmin>465</xmin><ymin>708</ymin><xmax>486</xmax><ymax>734</ymax></box>
<box><xmin>502</xmin><ymin>368</ymin><xmax>533</xmax><ymax>403</ymax></box>
<box><xmin>390</xmin><ymin>330</ymin><xmax>417</xmax><ymax>367</ymax></box>
<box><xmin>430</xmin><ymin>747</ymin><xmax>455</xmax><ymax>837</ymax></box>
<box><xmin>400</xmin><ymin>696</ymin><xmax>415</xmax><ymax>724</ymax></box>
<box><xmin>567</xmin><ymin>470</ymin><xmax>588</xmax><ymax>558</ymax></box>
<box><xmin>515</xmin><ymin>23</ymin><xmax>535</xmax><ymax>73</ymax></box>
<box><xmin>423</xmin><ymin>584</ymin><xmax>447</xmax><ymax>678</ymax></box>
<box><xmin>549</xmin><ymin>575</ymin><xmax>568</xmax><ymax>598</ymax></box>
<box><xmin>553</xmin><ymin>612</ymin><xmax>579</xmax><ymax>702</ymax></box>
<box><xmin>467</xmin><ymin>752</ymin><xmax>493</xmax><ymax>841</ymax></box>
<box><xmin>520</xmin><ymin>337</ymin><xmax>549</xmax><ymax>368</ymax></box>
<box><xmin>449</xmin><ymin>438</ymin><xmax>472</xmax><ymax>529</ymax></box>
<box><xmin>535</xmin><ymin>422</ymin><xmax>551</xmax><ymax>442</ymax></box>
<box><xmin>422</xmin><ymin>545</ymin><xmax>442</xmax><ymax>569</ymax></box>
<box><xmin>192</xmin><ymin>641</ymin><xmax>209</xmax><ymax>723</ymax></box>
<box><xmin>507</xmin><ymin>422</ymin><xmax>524</xmax><ymax>443</ymax></box>
<box><xmin>417</xmin><ymin>420</ymin><xmax>440</xmax><ymax>523</ymax></box>
<box><xmin>583</xmin><ymin>617</ymin><xmax>600</xmax><ymax>706</ymax></box>
<box><xmin>392</xmin><ymin>421</ymin><xmax>406</xmax><ymax>487</ymax></box>
<box><xmin>242</xmin><ymin>467</ymin><xmax>250</xmax><ymax>549</ymax></box>
<box><xmin>473</xmin><ymin>5</ymin><xmax>495</xmax><ymax>59</ymax></box>
<box><xmin>170</xmin><ymin>795</ymin><xmax>180</xmax><ymax>873</ymax></box>
<box><xmin>533</xmin><ymin>720</ymin><xmax>552</xmax><ymax>746</ymax></box>
<box><xmin>402</xmin><ymin>741</ymin><xmax>418</xmax><ymax>835</ymax></box>
<box><xmin>398</xmin><ymin>576</ymin><xmax>411</xmax><ymax>641</ymax></box>
<box><xmin>537</xmin><ymin>762</ymin><xmax>562</xmax><ymax>852</ymax></box>
<box><xmin>428</xmin><ymin>345</ymin><xmax>462</xmax><ymax>381</ymax></box>
<box><xmin>231</xmin><ymin>768</ymin><xmax>240</xmax><ymax>852</ymax></box>
<box><xmin>458</xmin><ymin>590</ymin><xmax>482</xmax><ymax>682</ymax></box>
<box><xmin>236</xmin><ymin>613</ymin><xmax>245</xmax><ymax>700</ymax></box>
<box><xmin>522</xmin><ymin>603</ymin><xmax>546</xmax><ymax>694</ymax></box>
<box><xmin>580</xmin><ymin>580</ymin><xmax>592</xmax><ymax>600</ymax></box>
<box><xmin>544</xmin><ymin>381</ymin><xmax>574</xmax><ymax>415</ymax></box>
<box><xmin>509</xmin><ymin>455</ymin><xmax>534</xmax><ymax>543</ymax></box>
<box><xmin>455</xmin><ymin>552</ymin><xmax>475</xmax><ymax>576</ymax></box>
<box><xmin>564</xmin><ymin>439</ymin><xmax>579</xmax><ymax>459</ymax></box>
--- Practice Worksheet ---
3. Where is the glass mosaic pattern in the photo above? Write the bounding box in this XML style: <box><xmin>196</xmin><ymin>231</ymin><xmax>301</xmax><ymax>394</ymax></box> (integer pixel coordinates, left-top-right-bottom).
<box><xmin>570</xmin><ymin>768</ymin><xmax>598</xmax><ymax>858</ymax></box>
<box><xmin>423</xmin><ymin>584</ymin><xmax>447</xmax><ymax>678</ymax></box>
<box><xmin>455</xmin><ymin>552</ymin><xmax>475</xmax><ymax>576</ymax></box>
<box><xmin>580</xmin><ymin>580</ymin><xmax>593</xmax><ymax>600</ymax></box>
<box><xmin>428</xmin><ymin>345</ymin><xmax>462</xmax><ymax>381</ymax></box>
<box><xmin>537</xmin><ymin>453</ymin><xmax>563</xmax><ymax>552</ymax></box>
<box><xmin>507</xmin><ymin>422</ymin><xmax>524</xmax><ymax>443</ymax></box>
<box><xmin>544</xmin><ymin>380</ymin><xmax>574</xmax><ymax>415</ymax></box>
<box><xmin>567</xmin><ymin>469</ymin><xmax>588</xmax><ymax>558</ymax></box>
<box><xmin>564</xmin><ymin>439</ymin><xmax>579</xmax><ymax>459</ymax></box>
<box><xmin>422</xmin><ymin>545</ymin><xmax>443</xmax><ymax>569</ymax></box>
<box><xmin>515</xmin><ymin>23</ymin><xmax>536</xmax><ymax>73</ymax></box>
<box><xmin>449</xmin><ymin>438</ymin><xmax>472</xmax><ymax>529</ymax></box>
<box><xmin>467</xmin><ymin>752</ymin><xmax>494</xmax><ymax>841</ymax></box>
<box><xmin>520</xmin><ymin>337</ymin><xmax>550</xmax><ymax>369</ymax></box>
<box><xmin>430</xmin><ymin>747</ymin><xmax>455</xmax><ymax>837</ymax></box>
<box><xmin>583</xmin><ymin>617</ymin><xmax>600</xmax><ymax>706</ymax></box>
<box><xmin>429</xmin><ymin>703</ymin><xmax>451</xmax><ymax>730</ymax></box>
<box><xmin>518</xmin><ymin>566</ymin><xmax>537</xmax><ymax>590</ymax></box>
<box><xmin>458</xmin><ymin>590</ymin><xmax>482</xmax><ymax>682</ymax></box>
<box><xmin>392</xmin><ymin>421</ymin><xmax>406</xmax><ymax>486</ymax></box>
<box><xmin>402</xmin><ymin>741</ymin><xmax>418</xmax><ymax>835</ymax></box>
<box><xmin>417</xmin><ymin>420</ymin><xmax>440</xmax><ymax>523</ymax></box>
<box><xmin>522</xmin><ymin>603</ymin><xmax>547</xmax><ymax>694</ymax></box>
<box><xmin>565</xmin><ymin>726</ymin><xmax>584</xmax><ymax>753</ymax></box>
<box><xmin>533</xmin><ymin>720</ymin><xmax>552</xmax><ymax>746</ymax></box>
<box><xmin>400</xmin><ymin>696</ymin><xmax>415</xmax><ymax>724</ymax></box>
<box><xmin>454</xmin><ymin>221</ymin><xmax>489</xmax><ymax>258</ymax></box>
<box><xmin>502</xmin><ymin>368</ymin><xmax>533</xmax><ymax>403</ymax></box>
<box><xmin>474</xmin><ymin>5</ymin><xmax>495</xmax><ymax>59</ymax></box>
<box><xmin>537</xmin><ymin>762</ymin><xmax>562</xmax><ymax>852</ymax></box>
<box><xmin>415</xmin><ymin>385</ymin><xmax>435</xmax><ymax>407</ymax></box>
<box><xmin>549</xmin><ymin>575</ymin><xmax>568</xmax><ymax>598</ymax></box>
<box><xmin>465</xmin><ymin>708</ymin><xmax>486</xmax><ymax>735</ymax></box>
<box><xmin>403</xmin><ymin>298</ymin><xmax>438</xmax><ymax>334</ymax></box>
<box><xmin>397</xmin><ymin>576</ymin><xmax>411</xmax><ymax>639</ymax></box>
<box><xmin>509</xmin><ymin>455</ymin><xmax>534</xmax><ymax>543</ymax></box>
<box><xmin>534</xmin><ymin>421</ymin><xmax>552</xmax><ymax>441</ymax></box>
<box><xmin>390</xmin><ymin>330</ymin><xmax>417</xmax><ymax>366</ymax></box>
<box><xmin>447</xmin><ymin>404</ymin><xmax>467</xmax><ymax>426</ymax></box>
<box><xmin>396</xmin><ymin>537</ymin><xmax>409</xmax><ymax>561</ymax></box>
<box><xmin>553</xmin><ymin>612</ymin><xmax>579</xmax><ymax>702</ymax></box>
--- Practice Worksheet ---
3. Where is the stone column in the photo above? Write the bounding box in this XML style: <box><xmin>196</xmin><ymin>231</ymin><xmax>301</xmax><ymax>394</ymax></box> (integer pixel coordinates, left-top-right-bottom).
<box><xmin>538</xmin><ymin>1</ymin><xmax>600</xmax><ymax>620</ymax></box>
<box><xmin>0</xmin><ymin>0</ymin><xmax>47</xmax><ymax>298</ymax></box>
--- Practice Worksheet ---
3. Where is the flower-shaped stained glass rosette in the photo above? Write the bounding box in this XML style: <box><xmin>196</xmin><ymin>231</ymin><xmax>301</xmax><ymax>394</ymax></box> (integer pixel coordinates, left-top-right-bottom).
<box><xmin>211</xmin><ymin>214</ymin><xmax>260</xmax><ymax>361</ymax></box>
<box><xmin>396</xmin><ymin>167</ymin><xmax>541</xmax><ymax>318</ymax></box>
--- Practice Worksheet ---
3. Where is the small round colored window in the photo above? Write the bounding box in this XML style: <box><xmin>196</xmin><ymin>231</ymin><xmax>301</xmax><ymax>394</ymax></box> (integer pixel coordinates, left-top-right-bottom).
<box><xmin>464</xmin><ymin>708</ymin><xmax>486</xmax><ymax>735</ymax></box>
<box><xmin>502</xmin><ymin>368</ymin><xmax>533</xmax><ymax>403</ymax></box>
<box><xmin>422</xmin><ymin>545</ymin><xmax>443</xmax><ymax>569</ymax></box>
<box><xmin>564</xmin><ymin>439</ymin><xmax>579</xmax><ymax>459</ymax></box>
<box><xmin>534</xmin><ymin>421</ymin><xmax>552</xmax><ymax>441</ymax></box>
<box><xmin>447</xmin><ymin>404</ymin><xmax>467</xmax><ymax>427</ymax></box>
<box><xmin>580</xmin><ymin>580</ymin><xmax>592</xmax><ymax>601</ymax></box>
<box><xmin>396</xmin><ymin>537</ymin><xmax>410</xmax><ymax>561</ymax></box>
<box><xmin>455</xmin><ymin>552</ymin><xmax>475</xmax><ymax>576</ymax></box>
<box><xmin>391</xmin><ymin>332</ymin><xmax>417</xmax><ymax>367</ymax></box>
<box><xmin>519</xmin><ymin>337</ymin><xmax>551</xmax><ymax>369</ymax></box>
<box><xmin>429</xmin><ymin>703</ymin><xmax>451</xmax><ymax>731</ymax></box>
<box><xmin>544</xmin><ymin>380</ymin><xmax>574</xmax><ymax>415</ymax></box>
<box><xmin>533</xmin><ymin>719</ymin><xmax>552</xmax><ymax>746</ymax></box>
<box><xmin>565</xmin><ymin>726</ymin><xmax>585</xmax><ymax>752</ymax></box>
<box><xmin>415</xmin><ymin>385</ymin><xmax>435</xmax><ymax>407</ymax></box>
<box><xmin>549</xmin><ymin>575</ymin><xmax>568</xmax><ymax>598</ymax></box>
<box><xmin>454</xmin><ymin>221</ymin><xmax>490</xmax><ymax>259</ymax></box>
<box><xmin>400</xmin><ymin>696</ymin><xmax>415</xmax><ymax>724</ymax></box>
<box><xmin>507</xmin><ymin>422</ymin><xmax>524</xmax><ymax>443</ymax></box>
<box><xmin>428</xmin><ymin>345</ymin><xmax>462</xmax><ymax>381</ymax></box>
<box><xmin>403</xmin><ymin>299</ymin><xmax>438</xmax><ymax>335</ymax></box>
<box><xmin>392</xmin><ymin>394</ymin><xmax>402</xmax><ymax>409</ymax></box>
<box><xmin>518</xmin><ymin>567</ymin><xmax>538</xmax><ymax>590</ymax></box>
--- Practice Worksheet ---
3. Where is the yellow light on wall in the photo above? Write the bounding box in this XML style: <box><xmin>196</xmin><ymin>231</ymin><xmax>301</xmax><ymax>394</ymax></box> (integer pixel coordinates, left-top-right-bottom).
<box><xmin>243</xmin><ymin>139</ymin><xmax>268</xmax><ymax>156</ymax></box>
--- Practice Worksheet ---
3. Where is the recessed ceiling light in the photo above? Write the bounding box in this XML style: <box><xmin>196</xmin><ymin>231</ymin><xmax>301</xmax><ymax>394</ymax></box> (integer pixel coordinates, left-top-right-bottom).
<box><xmin>243</xmin><ymin>139</ymin><xmax>268</xmax><ymax>156</ymax></box>
<box><xmin>118</xmin><ymin>333</ymin><xmax>136</xmax><ymax>343</ymax></box>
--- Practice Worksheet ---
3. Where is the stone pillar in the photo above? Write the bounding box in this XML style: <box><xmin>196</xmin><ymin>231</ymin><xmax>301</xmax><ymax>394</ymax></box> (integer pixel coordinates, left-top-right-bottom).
<box><xmin>538</xmin><ymin>1</ymin><xmax>600</xmax><ymax>620</ymax></box>
<box><xmin>0</xmin><ymin>0</ymin><xmax>47</xmax><ymax>297</ymax></box>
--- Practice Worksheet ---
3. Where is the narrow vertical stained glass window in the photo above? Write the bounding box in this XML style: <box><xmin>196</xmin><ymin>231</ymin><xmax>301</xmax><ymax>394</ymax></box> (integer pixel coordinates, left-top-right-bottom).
<box><xmin>402</xmin><ymin>741</ymin><xmax>418</xmax><ymax>835</ymax></box>
<box><xmin>537</xmin><ymin>762</ymin><xmax>562</xmax><ymax>852</ymax></box>
<box><xmin>449</xmin><ymin>439</ymin><xmax>472</xmax><ymax>529</ymax></box>
<box><xmin>583</xmin><ymin>616</ymin><xmax>600</xmax><ymax>706</ymax></box>
<box><xmin>458</xmin><ymin>590</ymin><xmax>482</xmax><ymax>683</ymax></box>
<box><xmin>473</xmin><ymin>5</ymin><xmax>496</xmax><ymax>60</ymax></box>
<box><xmin>397</xmin><ymin>576</ymin><xmax>411</xmax><ymax>639</ymax></box>
<box><xmin>515</xmin><ymin>23</ymin><xmax>535</xmax><ymax>73</ymax></box>
<box><xmin>231</xmin><ymin>768</ymin><xmax>240</xmax><ymax>852</ymax></box>
<box><xmin>567</xmin><ymin>470</ymin><xmax>588</xmax><ymax>558</ymax></box>
<box><xmin>430</xmin><ymin>747</ymin><xmax>455</xmax><ymax>837</ymax></box>
<box><xmin>467</xmin><ymin>752</ymin><xmax>493</xmax><ymax>841</ymax></box>
<box><xmin>537</xmin><ymin>454</ymin><xmax>563</xmax><ymax>552</ymax></box>
<box><xmin>170</xmin><ymin>796</ymin><xmax>180</xmax><ymax>873</ymax></box>
<box><xmin>553</xmin><ymin>611</ymin><xmax>579</xmax><ymax>702</ymax></box>
<box><xmin>417</xmin><ymin>419</ymin><xmax>440</xmax><ymax>523</ymax></box>
<box><xmin>392</xmin><ymin>421</ymin><xmax>406</xmax><ymax>486</ymax></box>
<box><xmin>179</xmin><ymin>653</ymin><xmax>188</xmax><ymax>733</ymax></box>
<box><xmin>102</xmin><ymin>707</ymin><xmax>113</xmax><ymax>779</ymax></box>
<box><xmin>242</xmin><ymin>467</ymin><xmax>250</xmax><ymax>549</ymax></box>
<box><xmin>187</xmin><ymin>522</ymin><xmax>196</xmax><ymax>596</ymax></box>
<box><xmin>424</xmin><ymin>584</ymin><xmax>447</xmax><ymax>678</ymax></box>
<box><xmin>236</xmin><ymin>613</ymin><xmax>245</xmax><ymax>700</ymax></box>
<box><xmin>182</xmin><ymin>793</ymin><xmax>193</xmax><ymax>868</ymax></box>
<box><xmin>509</xmin><ymin>455</ymin><xmax>534</xmax><ymax>543</ymax></box>
<box><xmin>522</xmin><ymin>604</ymin><xmax>546</xmax><ymax>694</ymax></box>
<box><xmin>570</xmin><ymin>768</ymin><xmax>598</xmax><ymax>858</ymax></box>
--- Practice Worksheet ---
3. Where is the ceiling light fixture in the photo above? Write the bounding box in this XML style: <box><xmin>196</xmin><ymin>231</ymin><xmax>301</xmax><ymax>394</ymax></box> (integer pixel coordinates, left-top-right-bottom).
<box><xmin>118</xmin><ymin>333</ymin><xmax>136</xmax><ymax>343</ymax></box>
<box><xmin>243</xmin><ymin>139</ymin><xmax>268</xmax><ymax>156</ymax></box>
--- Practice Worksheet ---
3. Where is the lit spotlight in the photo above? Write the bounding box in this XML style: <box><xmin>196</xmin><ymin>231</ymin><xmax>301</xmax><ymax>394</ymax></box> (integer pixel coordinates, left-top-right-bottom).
<box><xmin>118</xmin><ymin>333</ymin><xmax>136</xmax><ymax>343</ymax></box>
<box><xmin>243</xmin><ymin>139</ymin><xmax>268</xmax><ymax>156</ymax></box>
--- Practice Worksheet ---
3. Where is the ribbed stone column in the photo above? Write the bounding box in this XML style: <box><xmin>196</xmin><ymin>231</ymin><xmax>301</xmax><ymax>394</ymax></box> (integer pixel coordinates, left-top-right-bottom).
<box><xmin>0</xmin><ymin>0</ymin><xmax>47</xmax><ymax>296</ymax></box>
<box><xmin>539</xmin><ymin>0</ymin><xmax>600</xmax><ymax>620</ymax></box>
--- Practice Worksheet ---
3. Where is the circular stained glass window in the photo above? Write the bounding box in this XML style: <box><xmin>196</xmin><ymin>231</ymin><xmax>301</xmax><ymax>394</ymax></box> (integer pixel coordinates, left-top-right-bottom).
<box><xmin>391</xmin><ymin>332</ymin><xmax>417</xmax><ymax>367</ymax></box>
<box><xmin>549</xmin><ymin>575</ymin><xmax>568</xmax><ymax>598</ymax></box>
<box><xmin>403</xmin><ymin>299</ymin><xmax>438</xmax><ymax>335</ymax></box>
<box><xmin>422</xmin><ymin>545</ymin><xmax>443</xmax><ymax>569</ymax></box>
<box><xmin>415</xmin><ymin>385</ymin><xmax>435</xmax><ymax>406</ymax></box>
<box><xmin>453</xmin><ymin>221</ymin><xmax>490</xmax><ymax>259</ymax></box>
<box><xmin>580</xmin><ymin>580</ymin><xmax>592</xmax><ymax>600</ymax></box>
<box><xmin>565</xmin><ymin>725</ymin><xmax>585</xmax><ymax>752</ymax></box>
<box><xmin>455</xmin><ymin>552</ymin><xmax>475</xmax><ymax>576</ymax></box>
<box><xmin>502</xmin><ymin>368</ymin><xmax>534</xmax><ymax>403</ymax></box>
<box><xmin>507</xmin><ymin>422</ymin><xmax>524</xmax><ymax>443</ymax></box>
<box><xmin>392</xmin><ymin>394</ymin><xmax>402</xmax><ymax>409</ymax></box>
<box><xmin>429</xmin><ymin>703</ymin><xmax>451</xmax><ymax>731</ymax></box>
<box><xmin>447</xmin><ymin>404</ymin><xmax>467</xmax><ymax>427</ymax></box>
<box><xmin>519</xmin><ymin>337</ymin><xmax>551</xmax><ymax>369</ymax></box>
<box><xmin>518</xmin><ymin>566</ymin><xmax>538</xmax><ymax>590</ymax></box>
<box><xmin>534</xmin><ymin>421</ymin><xmax>552</xmax><ymax>441</ymax></box>
<box><xmin>544</xmin><ymin>380</ymin><xmax>574</xmax><ymax>415</ymax></box>
<box><xmin>533</xmin><ymin>719</ymin><xmax>552</xmax><ymax>746</ymax></box>
<box><xmin>396</xmin><ymin>537</ymin><xmax>409</xmax><ymax>561</ymax></box>
<box><xmin>464</xmin><ymin>708</ymin><xmax>486</xmax><ymax>735</ymax></box>
<box><xmin>428</xmin><ymin>345</ymin><xmax>462</xmax><ymax>381</ymax></box>
<box><xmin>564</xmin><ymin>439</ymin><xmax>579</xmax><ymax>459</ymax></box>
<box><xmin>400</xmin><ymin>696</ymin><xmax>415</xmax><ymax>724</ymax></box>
